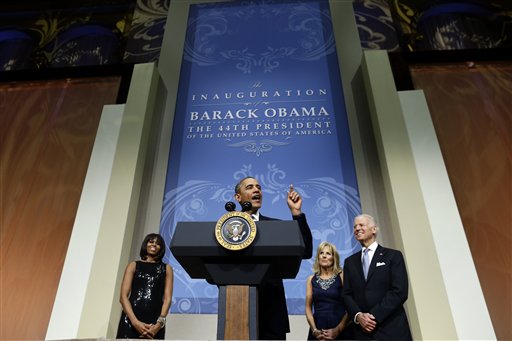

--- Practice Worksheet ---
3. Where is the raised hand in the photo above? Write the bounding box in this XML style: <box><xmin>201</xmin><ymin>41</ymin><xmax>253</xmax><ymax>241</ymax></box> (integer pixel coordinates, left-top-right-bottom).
<box><xmin>287</xmin><ymin>184</ymin><xmax>302</xmax><ymax>216</ymax></box>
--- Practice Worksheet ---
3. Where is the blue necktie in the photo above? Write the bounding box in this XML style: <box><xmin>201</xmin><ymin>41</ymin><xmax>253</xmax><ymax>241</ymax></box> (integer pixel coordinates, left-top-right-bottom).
<box><xmin>362</xmin><ymin>248</ymin><xmax>370</xmax><ymax>279</ymax></box>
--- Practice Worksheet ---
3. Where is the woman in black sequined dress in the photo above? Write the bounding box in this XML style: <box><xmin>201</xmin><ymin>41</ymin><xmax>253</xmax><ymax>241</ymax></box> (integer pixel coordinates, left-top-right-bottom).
<box><xmin>305</xmin><ymin>242</ymin><xmax>350</xmax><ymax>340</ymax></box>
<box><xmin>116</xmin><ymin>233</ymin><xmax>174</xmax><ymax>339</ymax></box>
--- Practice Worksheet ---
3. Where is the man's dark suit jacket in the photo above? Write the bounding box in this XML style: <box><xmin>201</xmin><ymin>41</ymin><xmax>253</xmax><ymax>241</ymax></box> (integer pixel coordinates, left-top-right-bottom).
<box><xmin>342</xmin><ymin>245</ymin><xmax>412</xmax><ymax>341</ymax></box>
<box><xmin>258</xmin><ymin>213</ymin><xmax>312</xmax><ymax>340</ymax></box>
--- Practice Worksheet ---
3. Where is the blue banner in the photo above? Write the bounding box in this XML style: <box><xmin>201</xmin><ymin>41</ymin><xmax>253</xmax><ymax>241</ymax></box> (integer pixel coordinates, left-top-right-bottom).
<box><xmin>160</xmin><ymin>0</ymin><xmax>361</xmax><ymax>315</ymax></box>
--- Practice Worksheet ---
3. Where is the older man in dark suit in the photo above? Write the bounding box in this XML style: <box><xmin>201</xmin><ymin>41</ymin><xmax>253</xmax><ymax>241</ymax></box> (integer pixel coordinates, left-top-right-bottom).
<box><xmin>234</xmin><ymin>176</ymin><xmax>313</xmax><ymax>340</ymax></box>
<box><xmin>342</xmin><ymin>214</ymin><xmax>412</xmax><ymax>340</ymax></box>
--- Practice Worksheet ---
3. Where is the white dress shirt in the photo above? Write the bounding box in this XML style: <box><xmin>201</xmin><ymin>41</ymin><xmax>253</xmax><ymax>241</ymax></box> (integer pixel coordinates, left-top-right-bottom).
<box><xmin>251</xmin><ymin>211</ymin><xmax>260</xmax><ymax>221</ymax></box>
<box><xmin>362</xmin><ymin>240</ymin><xmax>378</xmax><ymax>266</ymax></box>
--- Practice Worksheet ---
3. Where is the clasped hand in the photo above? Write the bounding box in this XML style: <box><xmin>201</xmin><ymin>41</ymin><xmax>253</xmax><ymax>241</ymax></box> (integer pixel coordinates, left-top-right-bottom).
<box><xmin>313</xmin><ymin>328</ymin><xmax>339</xmax><ymax>340</ymax></box>
<box><xmin>358</xmin><ymin>312</ymin><xmax>377</xmax><ymax>333</ymax></box>
<box><xmin>133</xmin><ymin>320</ymin><xmax>160</xmax><ymax>339</ymax></box>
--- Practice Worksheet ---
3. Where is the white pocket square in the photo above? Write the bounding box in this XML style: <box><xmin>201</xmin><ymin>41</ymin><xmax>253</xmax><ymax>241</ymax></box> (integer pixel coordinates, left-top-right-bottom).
<box><xmin>376</xmin><ymin>262</ymin><xmax>386</xmax><ymax>267</ymax></box>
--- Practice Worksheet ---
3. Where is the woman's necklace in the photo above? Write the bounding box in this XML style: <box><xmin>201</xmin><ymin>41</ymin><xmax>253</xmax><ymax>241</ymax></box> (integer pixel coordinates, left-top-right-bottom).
<box><xmin>316</xmin><ymin>273</ymin><xmax>336</xmax><ymax>290</ymax></box>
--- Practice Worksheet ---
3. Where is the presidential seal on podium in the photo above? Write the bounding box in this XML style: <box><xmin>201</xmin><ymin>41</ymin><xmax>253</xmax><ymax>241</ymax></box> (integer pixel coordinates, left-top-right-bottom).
<box><xmin>215</xmin><ymin>211</ymin><xmax>257</xmax><ymax>250</ymax></box>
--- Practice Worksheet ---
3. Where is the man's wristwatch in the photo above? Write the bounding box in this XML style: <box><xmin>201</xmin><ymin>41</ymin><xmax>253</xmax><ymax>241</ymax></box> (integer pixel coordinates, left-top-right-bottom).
<box><xmin>156</xmin><ymin>316</ymin><xmax>166</xmax><ymax>327</ymax></box>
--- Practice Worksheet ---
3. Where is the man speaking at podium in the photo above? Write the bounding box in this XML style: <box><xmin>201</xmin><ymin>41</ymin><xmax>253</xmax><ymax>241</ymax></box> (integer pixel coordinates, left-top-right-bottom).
<box><xmin>234</xmin><ymin>176</ymin><xmax>313</xmax><ymax>340</ymax></box>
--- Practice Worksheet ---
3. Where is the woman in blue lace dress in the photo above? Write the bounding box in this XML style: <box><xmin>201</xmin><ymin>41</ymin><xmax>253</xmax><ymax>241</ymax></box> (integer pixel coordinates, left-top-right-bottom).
<box><xmin>306</xmin><ymin>242</ymin><xmax>350</xmax><ymax>340</ymax></box>
<box><xmin>116</xmin><ymin>233</ymin><xmax>174</xmax><ymax>339</ymax></box>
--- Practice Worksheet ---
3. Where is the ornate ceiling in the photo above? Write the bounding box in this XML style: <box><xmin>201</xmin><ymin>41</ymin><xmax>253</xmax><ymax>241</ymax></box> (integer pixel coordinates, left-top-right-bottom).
<box><xmin>0</xmin><ymin>0</ymin><xmax>510</xmax><ymax>71</ymax></box>
<box><xmin>0</xmin><ymin>0</ymin><xmax>168</xmax><ymax>70</ymax></box>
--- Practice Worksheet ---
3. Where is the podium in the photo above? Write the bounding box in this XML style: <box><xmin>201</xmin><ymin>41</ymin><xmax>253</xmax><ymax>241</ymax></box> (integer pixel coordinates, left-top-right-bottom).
<box><xmin>170</xmin><ymin>220</ymin><xmax>305</xmax><ymax>340</ymax></box>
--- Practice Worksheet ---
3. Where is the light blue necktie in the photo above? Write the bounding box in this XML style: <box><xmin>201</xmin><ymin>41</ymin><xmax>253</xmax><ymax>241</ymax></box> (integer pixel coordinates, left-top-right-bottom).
<box><xmin>362</xmin><ymin>248</ymin><xmax>370</xmax><ymax>280</ymax></box>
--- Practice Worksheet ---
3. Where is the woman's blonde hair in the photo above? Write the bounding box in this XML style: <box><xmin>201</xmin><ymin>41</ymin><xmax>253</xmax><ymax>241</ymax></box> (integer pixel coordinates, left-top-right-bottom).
<box><xmin>312</xmin><ymin>241</ymin><xmax>342</xmax><ymax>275</ymax></box>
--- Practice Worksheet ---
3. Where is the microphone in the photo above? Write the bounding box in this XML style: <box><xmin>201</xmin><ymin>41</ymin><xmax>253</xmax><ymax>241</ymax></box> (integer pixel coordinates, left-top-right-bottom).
<box><xmin>241</xmin><ymin>201</ymin><xmax>252</xmax><ymax>212</ymax></box>
<box><xmin>225</xmin><ymin>201</ymin><xmax>236</xmax><ymax>212</ymax></box>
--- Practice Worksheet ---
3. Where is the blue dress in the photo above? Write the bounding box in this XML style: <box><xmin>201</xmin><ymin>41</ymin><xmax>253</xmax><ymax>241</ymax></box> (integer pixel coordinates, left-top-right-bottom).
<box><xmin>307</xmin><ymin>273</ymin><xmax>348</xmax><ymax>340</ymax></box>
